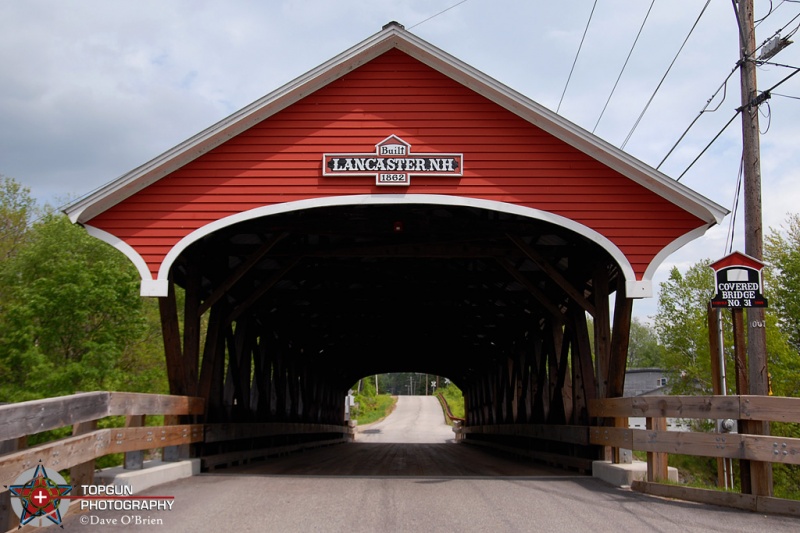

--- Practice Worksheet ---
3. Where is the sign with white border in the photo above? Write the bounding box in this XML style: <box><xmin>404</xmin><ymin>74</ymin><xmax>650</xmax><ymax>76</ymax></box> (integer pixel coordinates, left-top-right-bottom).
<box><xmin>709</xmin><ymin>251</ymin><xmax>768</xmax><ymax>308</ymax></box>
<box><xmin>323</xmin><ymin>135</ymin><xmax>463</xmax><ymax>186</ymax></box>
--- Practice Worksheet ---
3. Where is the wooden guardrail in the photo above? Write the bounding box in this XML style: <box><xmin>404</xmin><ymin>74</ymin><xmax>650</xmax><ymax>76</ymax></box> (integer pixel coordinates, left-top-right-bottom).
<box><xmin>588</xmin><ymin>395</ymin><xmax>800</xmax><ymax>515</ymax></box>
<box><xmin>589</xmin><ymin>395</ymin><xmax>799</xmax><ymax>422</ymax></box>
<box><xmin>0</xmin><ymin>392</ymin><xmax>205</xmax><ymax>477</ymax></box>
<box><xmin>436</xmin><ymin>393</ymin><xmax>465</xmax><ymax>442</ymax></box>
<box><xmin>0</xmin><ymin>392</ymin><xmax>354</xmax><ymax>477</ymax></box>
<box><xmin>589</xmin><ymin>395</ymin><xmax>800</xmax><ymax>465</ymax></box>
<box><xmin>436</xmin><ymin>393</ymin><xmax>464</xmax><ymax>424</ymax></box>
<box><xmin>0</xmin><ymin>392</ymin><xmax>204</xmax><ymax>530</ymax></box>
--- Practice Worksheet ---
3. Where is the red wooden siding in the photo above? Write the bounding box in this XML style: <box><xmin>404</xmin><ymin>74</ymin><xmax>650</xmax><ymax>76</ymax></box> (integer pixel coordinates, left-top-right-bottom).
<box><xmin>87</xmin><ymin>49</ymin><xmax>704</xmax><ymax>279</ymax></box>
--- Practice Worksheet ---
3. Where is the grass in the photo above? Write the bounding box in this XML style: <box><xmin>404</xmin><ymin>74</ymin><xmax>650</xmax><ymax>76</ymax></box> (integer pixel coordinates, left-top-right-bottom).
<box><xmin>352</xmin><ymin>393</ymin><xmax>397</xmax><ymax>425</ymax></box>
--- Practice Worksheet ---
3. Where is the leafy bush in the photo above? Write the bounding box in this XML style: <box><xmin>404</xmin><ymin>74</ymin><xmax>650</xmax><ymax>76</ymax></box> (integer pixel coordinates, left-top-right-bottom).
<box><xmin>351</xmin><ymin>377</ymin><xmax>396</xmax><ymax>425</ymax></box>
<box><xmin>439</xmin><ymin>382</ymin><xmax>464</xmax><ymax>419</ymax></box>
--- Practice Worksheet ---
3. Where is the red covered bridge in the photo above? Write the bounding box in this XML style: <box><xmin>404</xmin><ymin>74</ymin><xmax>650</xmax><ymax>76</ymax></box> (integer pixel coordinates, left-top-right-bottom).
<box><xmin>65</xmin><ymin>22</ymin><xmax>726</xmax><ymax>465</ymax></box>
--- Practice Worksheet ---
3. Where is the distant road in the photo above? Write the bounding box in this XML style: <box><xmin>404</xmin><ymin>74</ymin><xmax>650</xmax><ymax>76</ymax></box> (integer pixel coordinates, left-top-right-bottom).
<box><xmin>356</xmin><ymin>395</ymin><xmax>454</xmax><ymax>443</ymax></box>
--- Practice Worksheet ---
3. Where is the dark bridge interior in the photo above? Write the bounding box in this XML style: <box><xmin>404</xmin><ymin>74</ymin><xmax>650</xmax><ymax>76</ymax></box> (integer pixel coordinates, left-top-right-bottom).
<box><xmin>170</xmin><ymin>204</ymin><xmax>620</xmax><ymax>386</ymax></box>
<box><xmin>161</xmin><ymin>203</ymin><xmax>632</xmax><ymax>463</ymax></box>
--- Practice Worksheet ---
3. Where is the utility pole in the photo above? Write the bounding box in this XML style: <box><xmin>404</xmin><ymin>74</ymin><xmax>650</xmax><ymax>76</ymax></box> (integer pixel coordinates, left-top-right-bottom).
<box><xmin>736</xmin><ymin>0</ymin><xmax>772</xmax><ymax>496</ymax></box>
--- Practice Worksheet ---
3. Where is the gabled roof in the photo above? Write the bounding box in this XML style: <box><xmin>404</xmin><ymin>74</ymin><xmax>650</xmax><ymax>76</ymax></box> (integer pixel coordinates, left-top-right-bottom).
<box><xmin>65</xmin><ymin>21</ymin><xmax>728</xmax><ymax>225</ymax></box>
<box><xmin>709</xmin><ymin>250</ymin><xmax>765</xmax><ymax>271</ymax></box>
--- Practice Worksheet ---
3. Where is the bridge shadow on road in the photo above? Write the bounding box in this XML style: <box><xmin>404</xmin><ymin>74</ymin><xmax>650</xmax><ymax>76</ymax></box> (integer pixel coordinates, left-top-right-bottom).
<box><xmin>217</xmin><ymin>442</ymin><xmax>578</xmax><ymax>478</ymax></box>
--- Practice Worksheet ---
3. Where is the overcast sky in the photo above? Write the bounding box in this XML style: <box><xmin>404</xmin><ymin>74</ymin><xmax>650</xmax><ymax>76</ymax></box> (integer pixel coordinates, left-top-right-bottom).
<box><xmin>2</xmin><ymin>0</ymin><xmax>799</xmax><ymax>320</ymax></box>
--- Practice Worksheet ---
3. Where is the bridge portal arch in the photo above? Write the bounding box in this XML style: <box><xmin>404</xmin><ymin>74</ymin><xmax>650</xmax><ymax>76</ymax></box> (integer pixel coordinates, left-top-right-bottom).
<box><xmin>139</xmin><ymin>194</ymin><xmax>641</xmax><ymax>296</ymax></box>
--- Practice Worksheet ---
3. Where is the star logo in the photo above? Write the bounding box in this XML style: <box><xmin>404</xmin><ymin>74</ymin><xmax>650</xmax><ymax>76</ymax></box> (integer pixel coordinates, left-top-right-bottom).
<box><xmin>6</xmin><ymin>462</ymin><xmax>72</xmax><ymax>528</ymax></box>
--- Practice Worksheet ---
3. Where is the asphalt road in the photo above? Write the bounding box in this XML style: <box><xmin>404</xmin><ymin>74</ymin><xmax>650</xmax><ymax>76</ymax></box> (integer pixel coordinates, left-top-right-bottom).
<box><xmin>356</xmin><ymin>394</ymin><xmax>456</xmax><ymax>443</ymax></box>
<box><xmin>57</xmin><ymin>396</ymin><xmax>800</xmax><ymax>532</ymax></box>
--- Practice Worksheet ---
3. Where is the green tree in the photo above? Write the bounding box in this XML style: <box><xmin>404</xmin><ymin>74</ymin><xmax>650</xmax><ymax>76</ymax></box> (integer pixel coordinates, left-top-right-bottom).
<box><xmin>654</xmin><ymin>261</ymin><xmax>719</xmax><ymax>394</ymax></box>
<box><xmin>762</xmin><ymin>217</ymin><xmax>800</xmax><ymax>499</ymax></box>
<box><xmin>0</xmin><ymin>175</ymin><xmax>36</xmax><ymax>262</ymax></box>
<box><xmin>627</xmin><ymin>317</ymin><xmax>664</xmax><ymax>368</ymax></box>
<box><xmin>655</xmin><ymin>258</ymin><xmax>797</xmax><ymax>395</ymax></box>
<box><xmin>765</xmin><ymin>214</ymin><xmax>800</xmax><ymax>354</ymax></box>
<box><xmin>114</xmin><ymin>298</ymin><xmax>170</xmax><ymax>394</ymax></box>
<box><xmin>0</xmin><ymin>213</ymin><xmax>166</xmax><ymax>401</ymax></box>
<box><xmin>764</xmin><ymin>213</ymin><xmax>800</xmax><ymax>401</ymax></box>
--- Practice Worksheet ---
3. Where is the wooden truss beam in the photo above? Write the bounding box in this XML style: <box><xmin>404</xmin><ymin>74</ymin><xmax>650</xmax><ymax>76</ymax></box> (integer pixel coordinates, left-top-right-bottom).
<box><xmin>498</xmin><ymin>258</ymin><xmax>564</xmax><ymax>322</ymax></box>
<box><xmin>226</xmin><ymin>257</ymin><xmax>301</xmax><ymax>324</ymax></box>
<box><xmin>507</xmin><ymin>234</ymin><xmax>596</xmax><ymax>317</ymax></box>
<box><xmin>199</xmin><ymin>232</ymin><xmax>287</xmax><ymax>316</ymax></box>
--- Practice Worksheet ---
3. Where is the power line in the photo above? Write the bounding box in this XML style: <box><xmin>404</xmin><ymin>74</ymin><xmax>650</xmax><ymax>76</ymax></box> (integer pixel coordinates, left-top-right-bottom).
<box><xmin>754</xmin><ymin>0</ymin><xmax>774</xmax><ymax>24</ymax></box>
<box><xmin>725</xmin><ymin>155</ymin><xmax>745</xmax><ymax>255</ymax></box>
<box><xmin>657</xmin><ymin>65</ymin><xmax>738</xmax><ymax>169</ymax></box>
<box><xmin>759</xmin><ymin>100</ymin><xmax>772</xmax><ymax>135</ymax></box>
<box><xmin>755</xmin><ymin>0</ymin><xmax>793</xmax><ymax>27</ymax></box>
<box><xmin>408</xmin><ymin>0</ymin><xmax>469</xmax><ymax>30</ymax></box>
<box><xmin>661</xmin><ymin>9</ymin><xmax>800</xmax><ymax>171</ymax></box>
<box><xmin>676</xmin><ymin>110</ymin><xmax>741</xmax><ymax>182</ymax></box>
<box><xmin>675</xmin><ymin>47</ymin><xmax>800</xmax><ymax>181</ymax></box>
<box><xmin>767</xmin><ymin>7</ymin><xmax>800</xmax><ymax>35</ymax></box>
<box><xmin>620</xmin><ymin>0</ymin><xmax>712</xmax><ymax>149</ymax></box>
<box><xmin>759</xmin><ymin>64</ymin><xmax>800</xmax><ymax>94</ymax></box>
<box><xmin>557</xmin><ymin>0</ymin><xmax>598</xmax><ymax>114</ymax></box>
<box><xmin>593</xmin><ymin>0</ymin><xmax>656</xmax><ymax>133</ymax></box>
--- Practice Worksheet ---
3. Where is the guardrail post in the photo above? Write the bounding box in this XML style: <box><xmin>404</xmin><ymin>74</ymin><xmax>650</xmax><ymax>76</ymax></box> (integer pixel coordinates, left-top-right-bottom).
<box><xmin>1</xmin><ymin>435</ymin><xmax>27</xmax><ymax>531</ymax></box>
<box><xmin>162</xmin><ymin>415</ymin><xmax>189</xmax><ymax>461</ymax></box>
<box><xmin>124</xmin><ymin>415</ymin><xmax>145</xmax><ymax>469</ymax></box>
<box><xmin>70</xmin><ymin>420</ymin><xmax>98</xmax><ymax>496</ymax></box>
<box><xmin>646</xmin><ymin>417</ymin><xmax>668</xmax><ymax>482</ymax></box>
<box><xmin>613</xmin><ymin>416</ymin><xmax>631</xmax><ymax>464</ymax></box>
<box><xmin>453</xmin><ymin>420</ymin><xmax>464</xmax><ymax>442</ymax></box>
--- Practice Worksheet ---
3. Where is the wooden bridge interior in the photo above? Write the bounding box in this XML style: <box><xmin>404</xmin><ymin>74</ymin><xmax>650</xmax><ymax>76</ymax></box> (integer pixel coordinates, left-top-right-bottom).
<box><xmin>161</xmin><ymin>203</ymin><xmax>632</xmax><ymax>465</ymax></box>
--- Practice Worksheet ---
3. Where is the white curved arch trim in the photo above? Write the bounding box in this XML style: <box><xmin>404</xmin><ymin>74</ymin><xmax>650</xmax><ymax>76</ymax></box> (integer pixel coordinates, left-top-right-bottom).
<box><xmin>643</xmin><ymin>225</ymin><xmax>715</xmax><ymax>284</ymax></box>
<box><xmin>148</xmin><ymin>194</ymin><xmax>647</xmax><ymax>298</ymax></box>
<box><xmin>84</xmin><ymin>225</ymin><xmax>169</xmax><ymax>296</ymax></box>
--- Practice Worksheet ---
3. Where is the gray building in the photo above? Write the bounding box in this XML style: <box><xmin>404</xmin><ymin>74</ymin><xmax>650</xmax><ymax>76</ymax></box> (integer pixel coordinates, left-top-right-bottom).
<box><xmin>624</xmin><ymin>368</ymin><xmax>669</xmax><ymax>397</ymax></box>
<box><xmin>624</xmin><ymin>368</ymin><xmax>691</xmax><ymax>431</ymax></box>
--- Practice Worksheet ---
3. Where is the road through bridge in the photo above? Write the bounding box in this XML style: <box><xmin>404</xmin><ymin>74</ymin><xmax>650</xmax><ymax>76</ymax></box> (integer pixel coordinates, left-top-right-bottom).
<box><xmin>54</xmin><ymin>396</ymin><xmax>798</xmax><ymax>532</ymax></box>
